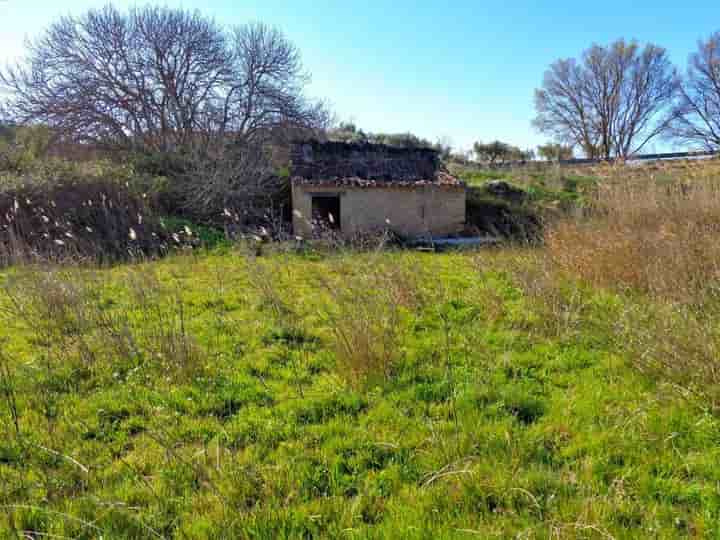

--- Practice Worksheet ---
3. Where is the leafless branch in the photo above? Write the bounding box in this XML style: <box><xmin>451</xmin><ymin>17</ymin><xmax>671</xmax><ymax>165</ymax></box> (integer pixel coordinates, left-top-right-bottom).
<box><xmin>666</xmin><ymin>32</ymin><xmax>720</xmax><ymax>150</ymax></box>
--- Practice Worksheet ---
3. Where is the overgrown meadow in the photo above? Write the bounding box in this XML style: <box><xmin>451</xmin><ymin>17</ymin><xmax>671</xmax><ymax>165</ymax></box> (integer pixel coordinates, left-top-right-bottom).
<box><xmin>2</xmin><ymin>159</ymin><xmax>720</xmax><ymax>538</ymax></box>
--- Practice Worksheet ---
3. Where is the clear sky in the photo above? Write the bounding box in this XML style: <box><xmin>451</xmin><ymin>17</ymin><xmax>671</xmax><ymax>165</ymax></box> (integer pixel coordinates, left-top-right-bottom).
<box><xmin>2</xmin><ymin>1</ymin><xmax>720</xmax><ymax>153</ymax></box>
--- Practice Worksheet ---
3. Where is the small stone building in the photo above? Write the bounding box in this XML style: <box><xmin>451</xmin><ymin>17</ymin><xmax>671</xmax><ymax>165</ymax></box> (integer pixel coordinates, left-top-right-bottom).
<box><xmin>291</xmin><ymin>141</ymin><xmax>465</xmax><ymax>238</ymax></box>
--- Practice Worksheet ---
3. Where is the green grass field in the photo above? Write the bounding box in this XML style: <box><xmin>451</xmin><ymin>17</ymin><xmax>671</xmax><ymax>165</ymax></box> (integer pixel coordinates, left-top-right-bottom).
<box><xmin>1</xmin><ymin>247</ymin><xmax>718</xmax><ymax>539</ymax></box>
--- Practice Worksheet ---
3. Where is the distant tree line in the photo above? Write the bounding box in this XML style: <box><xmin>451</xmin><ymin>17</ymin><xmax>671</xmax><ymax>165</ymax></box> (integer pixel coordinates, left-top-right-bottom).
<box><xmin>467</xmin><ymin>140</ymin><xmax>574</xmax><ymax>164</ymax></box>
<box><xmin>536</xmin><ymin>143</ymin><xmax>574</xmax><ymax>161</ymax></box>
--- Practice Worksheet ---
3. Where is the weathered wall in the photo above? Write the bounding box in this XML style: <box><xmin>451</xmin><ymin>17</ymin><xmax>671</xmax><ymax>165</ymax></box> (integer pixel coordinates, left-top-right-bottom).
<box><xmin>290</xmin><ymin>141</ymin><xmax>439</xmax><ymax>181</ymax></box>
<box><xmin>292</xmin><ymin>184</ymin><xmax>466</xmax><ymax>238</ymax></box>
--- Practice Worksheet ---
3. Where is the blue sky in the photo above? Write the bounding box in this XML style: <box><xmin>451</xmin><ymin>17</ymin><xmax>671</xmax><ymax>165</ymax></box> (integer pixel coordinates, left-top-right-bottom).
<box><xmin>2</xmin><ymin>1</ymin><xmax>720</xmax><ymax>153</ymax></box>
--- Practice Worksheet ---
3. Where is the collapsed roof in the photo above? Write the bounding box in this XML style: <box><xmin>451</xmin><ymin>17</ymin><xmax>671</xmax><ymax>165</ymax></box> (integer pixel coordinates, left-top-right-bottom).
<box><xmin>290</xmin><ymin>140</ymin><xmax>463</xmax><ymax>189</ymax></box>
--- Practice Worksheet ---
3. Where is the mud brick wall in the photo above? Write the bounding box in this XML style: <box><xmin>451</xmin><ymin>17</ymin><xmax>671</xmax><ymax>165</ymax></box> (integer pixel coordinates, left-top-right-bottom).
<box><xmin>292</xmin><ymin>184</ymin><xmax>466</xmax><ymax>238</ymax></box>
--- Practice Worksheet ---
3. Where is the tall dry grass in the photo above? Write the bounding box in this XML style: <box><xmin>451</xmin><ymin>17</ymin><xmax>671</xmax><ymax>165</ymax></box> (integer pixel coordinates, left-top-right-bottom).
<box><xmin>0</xmin><ymin>178</ymin><xmax>175</xmax><ymax>266</ymax></box>
<box><xmin>319</xmin><ymin>258</ymin><xmax>425</xmax><ymax>387</ymax></box>
<box><xmin>547</xmin><ymin>163</ymin><xmax>720</xmax><ymax>305</ymax></box>
<box><xmin>537</xmin><ymin>159</ymin><xmax>720</xmax><ymax>410</ymax></box>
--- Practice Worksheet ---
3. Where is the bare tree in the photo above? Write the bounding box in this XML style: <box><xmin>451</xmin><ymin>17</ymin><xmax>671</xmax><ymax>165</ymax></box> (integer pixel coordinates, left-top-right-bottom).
<box><xmin>174</xmin><ymin>21</ymin><xmax>329</xmax><ymax>220</ymax></box>
<box><xmin>0</xmin><ymin>5</ymin><xmax>327</xmax><ymax>154</ymax></box>
<box><xmin>534</xmin><ymin>39</ymin><xmax>679</xmax><ymax>159</ymax></box>
<box><xmin>1</xmin><ymin>6</ymin><xmax>228</xmax><ymax>152</ymax></box>
<box><xmin>224</xmin><ymin>23</ymin><xmax>328</xmax><ymax>145</ymax></box>
<box><xmin>667</xmin><ymin>32</ymin><xmax>720</xmax><ymax>150</ymax></box>
<box><xmin>1</xmin><ymin>5</ymin><xmax>330</xmax><ymax>222</ymax></box>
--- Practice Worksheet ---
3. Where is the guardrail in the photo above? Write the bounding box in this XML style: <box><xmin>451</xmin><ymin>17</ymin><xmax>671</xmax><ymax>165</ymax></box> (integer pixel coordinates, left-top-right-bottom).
<box><xmin>559</xmin><ymin>150</ymin><xmax>719</xmax><ymax>166</ymax></box>
<box><xmin>482</xmin><ymin>150</ymin><xmax>720</xmax><ymax>169</ymax></box>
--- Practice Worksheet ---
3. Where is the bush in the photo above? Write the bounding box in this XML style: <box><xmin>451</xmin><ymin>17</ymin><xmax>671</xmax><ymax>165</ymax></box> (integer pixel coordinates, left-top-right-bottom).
<box><xmin>159</xmin><ymin>217</ymin><xmax>228</xmax><ymax>249</ymax></box>
<box><xmin>130</xmin><ymin>147</ymin><xmax>292</xmax><ymax>231</ymax></box>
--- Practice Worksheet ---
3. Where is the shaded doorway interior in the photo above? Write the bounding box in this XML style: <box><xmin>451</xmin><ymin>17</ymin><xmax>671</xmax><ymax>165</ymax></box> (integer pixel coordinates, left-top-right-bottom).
<box><xmin>311</xmin><ymin>195</ymin><xmax>341</xmax><ymax>230</ymax></box>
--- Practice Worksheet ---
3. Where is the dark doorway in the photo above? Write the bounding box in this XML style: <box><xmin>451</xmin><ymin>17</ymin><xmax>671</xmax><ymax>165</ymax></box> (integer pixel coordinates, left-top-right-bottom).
<box><xmin>312</xmin><ymin>195</ymin><xmax>341</xmax><ymax>230</ymax></box>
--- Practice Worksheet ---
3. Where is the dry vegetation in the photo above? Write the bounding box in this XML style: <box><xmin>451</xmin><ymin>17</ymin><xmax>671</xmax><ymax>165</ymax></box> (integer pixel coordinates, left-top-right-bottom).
<box><xmin>523</xmin><ymin>158</ymin><xmax>720</xmax><ymax>410</ymax></box>
<box><xmin>549</xmin><ymin>159</ymin><xmax>720</xmax><ymax>301</ymax></box>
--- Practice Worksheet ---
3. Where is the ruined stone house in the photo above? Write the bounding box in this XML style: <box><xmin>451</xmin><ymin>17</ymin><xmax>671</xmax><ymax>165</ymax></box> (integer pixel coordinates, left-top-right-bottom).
<box><xmin>290</xmin><ymin>141</ymin><xmax>465</xmax><ymax>238</ymax></box>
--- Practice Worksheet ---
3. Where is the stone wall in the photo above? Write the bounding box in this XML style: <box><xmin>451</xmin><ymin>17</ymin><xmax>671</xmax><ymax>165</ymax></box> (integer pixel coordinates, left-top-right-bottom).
<box><xmin>290</xmin><ymin>141</ymin><xmax>440</xmax><ymax>181</ymax></box>
<box><xmin>292</xmin><ymin>184</ymin><xmax>466</xmax><ymax>238</ymax></box>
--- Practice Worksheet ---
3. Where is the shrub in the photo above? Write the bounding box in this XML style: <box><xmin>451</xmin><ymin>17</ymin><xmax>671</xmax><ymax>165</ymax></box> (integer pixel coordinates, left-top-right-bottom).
<box><xmin>160</xmin><ymin>217</ymin><xmax>228</xmax><ymax>249</ymax></box>
<box><xmin>0</xmin><ymin>125</ymin><xmax>53</xmax><ymax>172</ymax></box>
